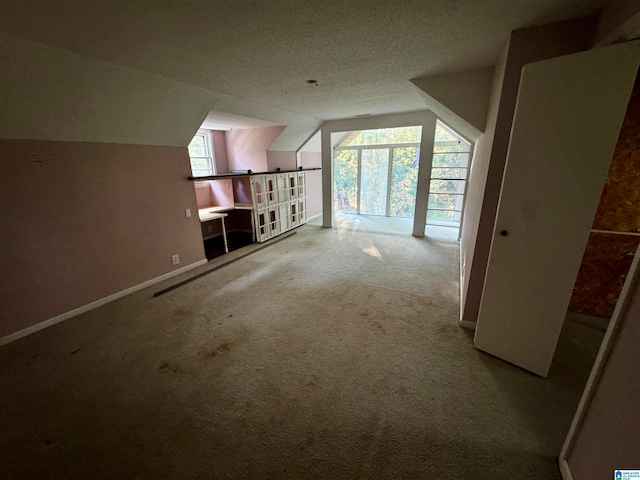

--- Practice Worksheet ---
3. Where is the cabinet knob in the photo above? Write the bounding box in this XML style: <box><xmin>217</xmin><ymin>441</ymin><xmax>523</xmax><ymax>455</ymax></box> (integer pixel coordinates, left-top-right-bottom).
<box><xmin>500</xmin><ymin>230</ymin><xmax>508</xmax><ymax>237</ymax></box>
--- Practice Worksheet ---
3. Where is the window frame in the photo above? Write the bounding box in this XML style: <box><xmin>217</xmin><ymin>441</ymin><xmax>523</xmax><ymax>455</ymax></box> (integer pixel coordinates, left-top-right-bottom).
<box><xmin>188</xmin><ymin>129</ymin><xmax>216</xmax><ymax>177</ymax></box>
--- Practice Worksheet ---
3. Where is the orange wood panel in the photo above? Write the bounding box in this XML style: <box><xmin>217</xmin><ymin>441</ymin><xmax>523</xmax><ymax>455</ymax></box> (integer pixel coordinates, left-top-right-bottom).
<box><xmin>592</xmin><ymin>76</ymin><xmax>640</xmax><ymax>233</ymax></box>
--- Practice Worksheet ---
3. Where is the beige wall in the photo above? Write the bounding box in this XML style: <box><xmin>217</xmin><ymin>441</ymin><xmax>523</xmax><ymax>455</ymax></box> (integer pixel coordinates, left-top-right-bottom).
<box><xmin>459</xmin><ymin>41</ymin><xmax>509</xmax><ymax>319</ymax></box>
<box><xmin>0</xmin><ymin>139</ymin><xmax>205</xmax><ymax>338</ymax></box>
<box><xmin>460</xmin><ymin>17</ymin><xmax>596</xmax><ymax>324</ymax></box>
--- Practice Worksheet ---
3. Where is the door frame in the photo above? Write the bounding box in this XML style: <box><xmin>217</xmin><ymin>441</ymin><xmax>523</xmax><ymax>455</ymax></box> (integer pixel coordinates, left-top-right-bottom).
<box><xmin>558</xmin><ymin>245</ymin><xmax>640</xmax><ymax>478</ymax></box>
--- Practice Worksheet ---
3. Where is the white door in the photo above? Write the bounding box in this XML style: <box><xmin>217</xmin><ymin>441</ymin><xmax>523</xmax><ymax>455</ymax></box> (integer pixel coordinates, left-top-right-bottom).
<box><xmin>474</xmin><ymin>42</ymin><xmax>640</xmax><ymax>377</ymax></box>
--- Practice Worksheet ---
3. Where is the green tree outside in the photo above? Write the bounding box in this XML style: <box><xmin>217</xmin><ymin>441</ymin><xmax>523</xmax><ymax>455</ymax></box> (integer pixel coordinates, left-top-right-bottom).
<box><xmin>333</xmin><ymin>124</ymin><xmax>469</xmax><ymax>222</ymax></box>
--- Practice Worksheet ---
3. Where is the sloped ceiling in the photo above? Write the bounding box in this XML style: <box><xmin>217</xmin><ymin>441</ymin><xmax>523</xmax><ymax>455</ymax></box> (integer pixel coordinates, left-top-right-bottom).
<box><xmin>200</xmin><ymin>112</ymin><xmax>280</xmax><ymax>131</ymax></box>
<box><xmin>0</xmin><ymin>0</ymin><xmax>604</xmax><ymax>148</ymax></box>
<box><xmin>412</xmin><ymin>67</ymin><xmax>495</xmax><ymax>141</ymax></box>
<box><xmin>0</xmin><ymin>31</ymin><xmax>321</xmax><ymax>148</ymax></box>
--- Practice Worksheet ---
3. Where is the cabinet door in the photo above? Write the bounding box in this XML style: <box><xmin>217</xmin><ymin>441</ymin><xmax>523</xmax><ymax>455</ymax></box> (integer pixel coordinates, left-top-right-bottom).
<box><xmin>288</xmin><ymin>173</ymin><xmax>298</xmax><ymax>199</ymax></box>
<box><xmin>297</xmin><ymin>172</ymin><xmax>306</xmax><ymax>198</ymax></box>
<box><xmin>251</xmin><ymin>176</ymin><xmax>267</xmax><ymax>209</ymax></box>
<box><xmin>473</xmin><ymin>42</ymin><xmax>640</xmax><ymax>377</ymax></box>
<box><xmin>265</xmin><ymin>174</ymin><xmax>278</xmax><ymax>206</ymax></box>
<box><xmin>276</xmin><ymin>173</ymin><xmax>290</xmax><ymax>203</ymax></box>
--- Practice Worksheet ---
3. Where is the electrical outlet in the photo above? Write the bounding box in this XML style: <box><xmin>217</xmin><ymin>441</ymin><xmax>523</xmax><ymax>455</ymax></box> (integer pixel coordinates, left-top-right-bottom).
<box><xmin>185</xmin><ymin>208</ymin><xmax>192</xmax><ymax>218</ymax></box>
<box><xmin>171</xmin><ymin>254</ymin><xmax>180</xmax><ymax>265</ymax></box>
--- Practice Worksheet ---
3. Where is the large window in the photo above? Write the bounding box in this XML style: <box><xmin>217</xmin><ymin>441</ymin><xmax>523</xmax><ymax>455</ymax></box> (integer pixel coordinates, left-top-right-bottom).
<box><xmin>334</xmin><ymin>126</ymin><xmax>421</xmax><ymax>219</ymax></box>
<box><xmin>427</xmin><ymin>121</ymin><xmax>471</xmax><ymax>229</ymax></box>
<box><xmin>332</xmin><ymin>121</ymin><xmax>471</xmax><ymax>231</ymax></box>
<box><xmin>188</xmin><ymin>130</ymin><xmax>215</xmax><ymax>177</ymax></box>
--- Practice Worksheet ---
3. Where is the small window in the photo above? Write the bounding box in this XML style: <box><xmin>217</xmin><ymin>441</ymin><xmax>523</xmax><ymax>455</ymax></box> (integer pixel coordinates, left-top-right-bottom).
<box><xmin>188</xmin><ymin>130</ymin><xmax>215</xmax><ymax>177</ymax></box>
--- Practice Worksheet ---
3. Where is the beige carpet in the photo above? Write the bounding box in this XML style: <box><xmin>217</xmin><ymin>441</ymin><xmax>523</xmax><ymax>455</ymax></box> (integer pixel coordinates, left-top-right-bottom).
<box><xmin>0</xmin><ymin>216</ymin><xmax>603</xmax><ymax>479</ymax></box>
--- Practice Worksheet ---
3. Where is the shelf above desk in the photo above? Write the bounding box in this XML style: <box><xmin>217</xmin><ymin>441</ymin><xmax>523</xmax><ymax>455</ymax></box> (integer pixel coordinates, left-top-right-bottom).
<box><xmin>233</xmin><ymin>202</ymin><xmax>253</xmax><ymax>210</ymax></box>
<box><xmin>188</xmin><ymin>167</ymin><xmax>320</xmax><ymax>182</ymax></box>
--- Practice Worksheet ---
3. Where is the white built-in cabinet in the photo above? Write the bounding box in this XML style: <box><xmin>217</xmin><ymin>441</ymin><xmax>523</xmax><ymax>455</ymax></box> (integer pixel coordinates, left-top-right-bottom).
<box><xmin>250</xmin><ymin>171</ymin><xmax>307</xmax><ymax>242</ymax></box>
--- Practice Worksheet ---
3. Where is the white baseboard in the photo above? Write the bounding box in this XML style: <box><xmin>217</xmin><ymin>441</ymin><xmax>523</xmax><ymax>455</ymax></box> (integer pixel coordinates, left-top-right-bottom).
<box><xmin>307</xmin><ymin>212</ymin><xmax>322</xmax><ymax>221</ymax></box>
<box><xmin>458</xmin><ymin>320</ymin><xmax>477</xmax><ymax>331</ymax></box>
<box><xmin>0</xmin><ymin>258</ymin><xmax>208</xmax><ymax>347</ymax></box>
<box><xmin>559</xmin><ymin>459</ymin><xmax>574</xmax><ymax>480</ymax></box>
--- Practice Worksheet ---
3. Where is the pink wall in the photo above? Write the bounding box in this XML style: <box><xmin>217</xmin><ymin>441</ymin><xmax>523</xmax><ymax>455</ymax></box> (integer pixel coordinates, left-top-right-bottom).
<box><xmin>212</xmin><ymin>130</ymin><xmax>229</xmax><ymax>174</ymax></box>
<box><xmin>232</xmin><ymin>177</ymin><xmax>252</xmax><ymax>204</ymax></box>
<box><xmin>210</xmin><ymin>179</ymin><xmax>234</xmax><ymax>207</ymax></box>
<box><xmin>460</xmin><ymin>17</ymin><xmax>596</xmax><ymax>324</ymax></box>
<box><xmin>566</xmin><ymin>261</ymin><xmax>640</xmax><ymax>478</ymax></box>
<box><xmin>195</xmin><ymin>182</ymin><xmax>213</xmax><ymax>208</ymax></box>
<box><xmin>224</xmin><ymin>126</ymin><xmax>285</xmax><ymax>173</ymax></box>
<box><xmin>301</xmin><ymin>151</ymin><xmax>322</xmax><ymax>217</ymax></box>
<box><xmin>0</xmin><ymin>139</ymin><xmax>205</xmax><ymax>338</ymax></box>
<box><xmin>194</xmin><ymin>179</ymin><xmax>234</xmax><ymax>208</ymax></box>
<box><xmin>266</xmin><ymin>150</ymin><xmax>297</xmax><ymax>171</ymax></box>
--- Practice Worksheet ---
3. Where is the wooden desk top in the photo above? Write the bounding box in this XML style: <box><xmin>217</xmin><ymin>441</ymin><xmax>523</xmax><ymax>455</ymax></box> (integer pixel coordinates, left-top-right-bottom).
<box><xmin>198</xmin><ymin>208</ymin><xmax>230</xmax><ymax>223</ymax></box>
<box><xmin>198</xmin><ymin>204</ymin><xmax>253</xmax><ymax>222</ymax></box>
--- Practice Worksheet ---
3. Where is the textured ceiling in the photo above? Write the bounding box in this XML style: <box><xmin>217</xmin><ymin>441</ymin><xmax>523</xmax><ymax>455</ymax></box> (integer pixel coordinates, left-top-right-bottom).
<box><xmin>0</xmin><ymin>0</ymin><xmax>603</xmax><ymax>124</ymax></box>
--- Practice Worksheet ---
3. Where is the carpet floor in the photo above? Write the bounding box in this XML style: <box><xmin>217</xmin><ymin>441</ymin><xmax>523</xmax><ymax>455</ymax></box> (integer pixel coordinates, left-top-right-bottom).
<box><xmin>0</xmin><ymin>215</ymin><xmax>603</xmax><ymax>479</ymax></box>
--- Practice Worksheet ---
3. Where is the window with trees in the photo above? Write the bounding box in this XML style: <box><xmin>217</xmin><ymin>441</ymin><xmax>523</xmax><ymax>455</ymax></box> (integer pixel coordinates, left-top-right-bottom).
<box><xmin>188</xmin><ymin>130</ymin><xmax>215</xmax><ymax>177</ymax></box>
<box><xmin>334</xmin><ymin>126</ymin><xmax>422</xmax><ymax>219</ymax></box>
<box><xmin>427</xmin><ymin>122</ymin><xmax>471</xmax><ymax>228</ymax></box>
<box><xmin>333</xmin><ymin>121</ymin><xmax>471</xmax><ymax>230</ymax></box>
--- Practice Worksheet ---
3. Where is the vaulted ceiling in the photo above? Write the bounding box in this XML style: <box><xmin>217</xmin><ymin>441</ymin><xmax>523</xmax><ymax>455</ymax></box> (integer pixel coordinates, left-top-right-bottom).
<box><xmin>0</xmin><ymin>0</ymin><xmax>604</xmax><ymax>123</ymax></box>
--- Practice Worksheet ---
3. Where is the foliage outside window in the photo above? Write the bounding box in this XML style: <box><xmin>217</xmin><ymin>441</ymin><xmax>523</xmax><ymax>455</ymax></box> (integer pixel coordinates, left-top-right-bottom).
<box><xmin>334</xmin><ymin>150</ymin><xmax>358</xmax><ymax>213</ymax></box>
<box><xmin>427</xmin><ymin>122</ymin><xmax>471</xmax><ymax>223</ymax></box>
<box><xmin>389</xmin><ymin>147</ymin><xmax>419</xmax><ymax>217</ymax></box>
<box><xmin>333</xmin><ymin>122</ymin><xmax>471</xmax><ymax>227</ymax></box>
<box><xmin>188</xmin><ymin>130</ymin><xmax>215</xmax><ymax>177</ymax></box>
<box><xmin>334</xmin><ymin>126</ymin><xmax>422</xmax><ymax>219</ymax></box>
<box><xmin>343</xmin><ymin>126</ymin><xmax>422</xmax><ymax>146</ymax></box>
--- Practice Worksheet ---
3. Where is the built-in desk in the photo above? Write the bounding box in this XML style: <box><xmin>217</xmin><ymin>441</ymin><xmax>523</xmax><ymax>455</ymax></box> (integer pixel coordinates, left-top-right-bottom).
<box><xmin>198</xmin><ymin>202</ymin><xmax>257</xmax><ymax>254</ymax></box>
<box><xmin>190</xmin><ymin>169</ymin><xmax>315</xmax><ymax>243</ymax></box>
<box><xmin>233</xmin><ymin>202</ymin><xmax>255</xmax><ymax>241</ymax></box>
<box><xmin>199</xmin><ymin>205</ymin><xmax>234</xmax><ymax>216</ymax></box>
<box><xmin>198</xmin><ymin>208</ymin><xmax>229</xmax><ymax>253</ymax></box>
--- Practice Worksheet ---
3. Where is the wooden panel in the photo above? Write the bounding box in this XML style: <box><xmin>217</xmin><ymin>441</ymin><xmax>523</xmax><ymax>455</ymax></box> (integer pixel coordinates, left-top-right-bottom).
<box><xmin>592</xmin><ymin>75</ymin><xmax>640</xmax><ymax>233</ymax></box>
<box><xmin>569</xmin><ymin>233</ymin><xmax>640</xmax><ymax>318</ymax></box>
